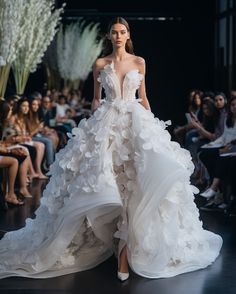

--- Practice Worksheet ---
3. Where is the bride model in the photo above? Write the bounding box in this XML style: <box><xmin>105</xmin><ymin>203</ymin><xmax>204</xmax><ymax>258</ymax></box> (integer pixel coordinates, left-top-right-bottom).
<box><xmin>0</xmin><ymin>17</ymin><xmax>222</xmax><ymax>281</ymax></box>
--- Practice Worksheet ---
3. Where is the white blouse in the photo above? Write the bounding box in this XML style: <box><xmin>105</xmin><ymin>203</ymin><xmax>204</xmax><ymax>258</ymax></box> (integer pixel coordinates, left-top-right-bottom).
<box><xmin>212</xmin><ymin>119</ymin><xmax>236</xmax><ymax>145</ymax></box>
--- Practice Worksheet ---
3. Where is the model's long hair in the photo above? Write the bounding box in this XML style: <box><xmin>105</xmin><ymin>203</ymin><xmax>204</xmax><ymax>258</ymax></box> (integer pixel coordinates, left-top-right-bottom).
<box><xmin>226</xmin><ymin>96</ymin><xmax>236</xmax><ymax>128</ymax></box>
<box><xmin>102</xmin><ymin>17</ymin><xmax>134</xmax><ymax>57</ymax></box>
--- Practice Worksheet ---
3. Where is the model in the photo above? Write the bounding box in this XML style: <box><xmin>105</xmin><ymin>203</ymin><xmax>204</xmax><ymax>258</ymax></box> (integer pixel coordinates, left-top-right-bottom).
<box><xmin>0</xmin><ymin>17</ymin><xmax>222</xmax><ymax>281</ymax></box>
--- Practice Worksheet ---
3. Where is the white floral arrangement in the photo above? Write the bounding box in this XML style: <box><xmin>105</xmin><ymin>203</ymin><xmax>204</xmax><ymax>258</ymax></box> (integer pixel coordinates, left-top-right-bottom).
<box><xmin>57</xmin><ymin>20</ymin><xmax>103</xmax><ymax>89</ymax></box>
<box><xmin>0</xmin><ymin>0</ymin><xmax>26</xmax><ymax>66</ymax></box>
<box><xmin>12</xmin><ymin>0</ymin><xmax>65</xmax><ymax>94</ymax></box>
<box><xmin>0</xmin><ymin>0</ymin><xmax>27</xmax><ymax>97</ymax></box>
<box><xmin>57</xmin><ymin>22</ymin><xmax>79</xmax><ymax>82</ymax></box>
<box><xmin>43</xmin><ymin>40</ymin><xmax>61</xmax><ymax>90</ymax></box>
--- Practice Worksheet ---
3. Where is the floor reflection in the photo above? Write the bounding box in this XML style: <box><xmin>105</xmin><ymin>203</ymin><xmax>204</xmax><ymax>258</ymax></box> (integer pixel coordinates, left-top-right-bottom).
<box><xmin>0</xmin><ymin>180</ymin><xmax>235</xmax><ymax>294</ymax></box>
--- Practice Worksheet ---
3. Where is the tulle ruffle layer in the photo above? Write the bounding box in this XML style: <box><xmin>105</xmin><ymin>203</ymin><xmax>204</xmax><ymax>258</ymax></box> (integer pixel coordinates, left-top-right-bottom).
<box><xmin>0</xmin><ymin>99</ymin><xmax>222</xmax><ymax>279</ymax></box>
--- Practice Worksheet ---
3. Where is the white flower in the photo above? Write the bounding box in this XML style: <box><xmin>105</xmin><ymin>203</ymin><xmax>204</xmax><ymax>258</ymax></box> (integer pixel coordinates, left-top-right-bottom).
<box><xmin>11</xmin><ymin>0</ymin><xmax>64</xmax><ymax>94</ymax></box>
<box><xmin>0</xmin><ymin>0</ymin><xmax>26</xmax><ymax>65</ymax></box>
<box><xmin>57</xmin><ymin>19</ymin><xmax>103</xmax><ymax>84</ymax></box>
<box><xmin>19</xmin><ymin>0</ymin><xmax>63</xmax><ymax>72</ymax></box>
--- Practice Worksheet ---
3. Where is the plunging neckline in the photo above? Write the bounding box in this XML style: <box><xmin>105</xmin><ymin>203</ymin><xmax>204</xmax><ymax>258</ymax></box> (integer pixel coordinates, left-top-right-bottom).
<box><xmin>101</xmin><ymin>61</ymin><xmax>142</xmax><ymax>97</ymax></box>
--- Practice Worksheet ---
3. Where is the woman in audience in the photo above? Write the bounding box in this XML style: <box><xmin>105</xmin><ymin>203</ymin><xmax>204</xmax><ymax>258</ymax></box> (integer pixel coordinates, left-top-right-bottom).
<box><xmin>199</xmin><ymin>152</ymin><xmax>236</xmax><ymax>211</ymax></box>
<box><xmin>173</xmin><ymin>90</ymin><xmax>202</xmax><ymax>146</ymax></box>
<box><xmin>1</xmin><ymin>100</ymin><xmax>37</xmax><ymax>180</ymax></box>
<box><xmin>28</xmin><ymin>98</ymin><xmax>57</xmax><ymax>169</ymax></box>
<box><xmin>0</xmin><ymin>150</ymin><xmax>24</xmax><ymax>206</ymax></box>
<box><xmin>199</xmin><ymin>96</ymin><xmax>236</xmax><ymax>198</ymax></box>
<box><xmin>4</xmin><ymin>98</ymin><xmax>47</xmax><ymax>179</ymax></box>
<box><xmin>214</xmin><ymin>92</ymin><xmax>227</xmax><ymax>138</ymax></box>
<box><xmin>0</xmin><ymin>101</ymin><xmax>34</xmax><ymax>198</ymax></box>
<box><xmin>196</xmin><ymin>91</ymin><xmax>227</xmax><ymax>192</ymax></box>
<box><xmin>184</xmin><ymin>98</ymin><xmax>218</xmax><ymax>180</ymax></box>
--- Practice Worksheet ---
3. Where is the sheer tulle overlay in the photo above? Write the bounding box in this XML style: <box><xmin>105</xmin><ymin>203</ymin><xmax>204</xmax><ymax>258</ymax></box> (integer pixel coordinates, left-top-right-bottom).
<box><xmin>0</xmin><ymin>62</ymin><xmax>222</xmax><ymax>279</ymax></box>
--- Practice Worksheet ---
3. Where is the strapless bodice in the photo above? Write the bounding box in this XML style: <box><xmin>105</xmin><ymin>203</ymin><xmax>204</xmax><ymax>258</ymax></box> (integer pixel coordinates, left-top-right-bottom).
<box><xmin>98</xmin><ymin>62</ymin><xmax>144</xmax><ymax>102</ymax></box>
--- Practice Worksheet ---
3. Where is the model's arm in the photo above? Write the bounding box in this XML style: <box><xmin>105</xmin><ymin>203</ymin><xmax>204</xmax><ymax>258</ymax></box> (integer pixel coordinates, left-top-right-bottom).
<box><xmin>137</xmin><ymin>57</ymin><xmax>151</xmax><ymax>111</ymax></box>
<box><xmin>91</xmin><ymin>59</ymin><xmax>102</xmax><ymax>113</ymax></box>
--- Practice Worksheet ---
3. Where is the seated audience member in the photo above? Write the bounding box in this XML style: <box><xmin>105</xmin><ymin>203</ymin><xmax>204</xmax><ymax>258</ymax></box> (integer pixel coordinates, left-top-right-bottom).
<box><xmin>55</xmin><ymin>95</ymin><xmax>76</xmax><ymax>132</ymax></box>
<box><xmin>41</xmin><ymin>96</ymin><xmax>67</xmax><ymax>149</ymax></box>
<box><xmin>0</xmin><ymin>151</ymin><xmax>24</xmax><ymax>206</ymax></box>
<box><xmin>199</xmin><ymin>97</ymin><xmax>236</xmax><ymax>199</ymax></box>
<box><xmin>173</xmin><ymin>89</ymin><xmax>202</xmax><ymax>146</ymax></box>
<box><xmin>199</xmin><ymin>154</ymin><xmax>236</xmax><ymax>212</ymax></box>
<box><xmin>214</xmin><ymin>92</ymin><xmax>227</xmax><ymax>138</ymax></box>
<box><xmin>28</xmin><ymin>98</ymin><xmax>57</xmax><ymax>169</ymax></box>
<box><xmin>3</xmin><ymin>98</ymin><xmax>47</xmax><ymax>179</ymax></box>
<box><xmin>185</xmin><ymin>98</ymin><xmax>219</xmax><ymax>179</ymax></box>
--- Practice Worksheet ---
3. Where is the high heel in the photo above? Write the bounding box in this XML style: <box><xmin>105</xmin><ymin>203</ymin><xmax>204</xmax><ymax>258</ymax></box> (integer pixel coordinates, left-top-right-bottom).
<box><xmin>118</xmin><ymin>245</ymin><xmax>129</xmax><ymax>281</ymax></box>
<box><xmin>117</xmin><ymin>271</ymin><xmax>129</xmax><ymax>282</ymax></box>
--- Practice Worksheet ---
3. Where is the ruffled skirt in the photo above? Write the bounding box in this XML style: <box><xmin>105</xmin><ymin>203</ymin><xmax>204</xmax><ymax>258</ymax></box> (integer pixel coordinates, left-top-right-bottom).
<box><xmin>0</xmin><ymin>98</ymin><xmax>222</xmax><ymax>279</ymax></box>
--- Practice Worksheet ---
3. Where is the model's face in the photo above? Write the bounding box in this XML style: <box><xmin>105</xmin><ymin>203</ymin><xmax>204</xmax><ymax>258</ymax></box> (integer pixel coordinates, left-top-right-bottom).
<box><xmin>230</xmin><ymin>99</ymin><xmax>236</xmax><ymax>115</ymax></box>
<box><xmin>20</xmin><ymin>101</ymin><xmax>29</xmax><ymax>114</ymax></box>
<box><xmin>31</xmin><ymin>99</ymin><xmax>39</xmax><ymax>112</ymax></box>
<box><xmin>109</xmin><ymin>23</ymin><xmax>130</xmax><ymax>49</ymax></box>
<box><xmin>214</xmin><ymin>95</ymin><xmax>225</xmax><ymax>109</ymax></box>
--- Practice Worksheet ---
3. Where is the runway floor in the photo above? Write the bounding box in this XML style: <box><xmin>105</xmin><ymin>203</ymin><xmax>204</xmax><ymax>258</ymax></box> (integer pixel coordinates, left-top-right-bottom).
<box><xmin>0</xmin><ymin>178</ymin><xmax>235</xmax><ymax>294</ymax></box>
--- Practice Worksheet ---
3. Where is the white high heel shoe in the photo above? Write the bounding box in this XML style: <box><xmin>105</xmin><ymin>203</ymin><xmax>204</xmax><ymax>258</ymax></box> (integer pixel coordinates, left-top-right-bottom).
<box><xmin>117</xmin><ymin>271</ymin><xmax>129</xmax><ymax>282</ymax></box>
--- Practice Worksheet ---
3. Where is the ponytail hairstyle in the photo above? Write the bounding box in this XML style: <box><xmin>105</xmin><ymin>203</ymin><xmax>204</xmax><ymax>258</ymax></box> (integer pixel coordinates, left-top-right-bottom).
<box><xmin>102</xmin><ymin>17</ymin><xmax>134</xmax><ymax>56</ymax></box>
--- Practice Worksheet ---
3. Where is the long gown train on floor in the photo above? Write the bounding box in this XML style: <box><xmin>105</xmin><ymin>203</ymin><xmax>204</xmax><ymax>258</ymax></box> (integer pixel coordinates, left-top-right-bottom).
<box><xmin>0</xmin><ymin>62</ymin><xmax>222</xmax><ymax>279</ymax></box>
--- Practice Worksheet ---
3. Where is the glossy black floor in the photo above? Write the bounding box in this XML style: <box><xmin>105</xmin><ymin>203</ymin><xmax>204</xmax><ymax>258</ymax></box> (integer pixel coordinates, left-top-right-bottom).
<box><xmin>0</xmin><ymin>179</ymin><xmax>235</xmax><ymax>294</ymax></box>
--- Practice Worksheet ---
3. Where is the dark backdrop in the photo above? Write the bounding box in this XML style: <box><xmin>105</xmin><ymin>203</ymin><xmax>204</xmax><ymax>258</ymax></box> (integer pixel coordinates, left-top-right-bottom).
<box><xmin>9</xmin><ymin>0</ymin><xmax>216</xmax><ymax>126</ymax></box>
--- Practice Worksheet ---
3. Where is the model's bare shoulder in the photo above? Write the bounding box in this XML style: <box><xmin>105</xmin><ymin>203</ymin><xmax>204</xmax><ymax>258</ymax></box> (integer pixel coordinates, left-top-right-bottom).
<box><xmin>94</xmin><ymin>57</ymin><xmax>111</xmax><ymax>72</ymax></box>
<box><xmin>135</xmin><ymin>56</ymin><xmax>145</xmax><ymax>65</ymax></box>
<box><xmin>134</xmin><ymin>56</ymin><xmax>146</xmax><ymax>73</ymax></box>
<box><xmin>94</xmin><ymin>58</ymin><xmax>105</xmax><ymax>71</ymax></box>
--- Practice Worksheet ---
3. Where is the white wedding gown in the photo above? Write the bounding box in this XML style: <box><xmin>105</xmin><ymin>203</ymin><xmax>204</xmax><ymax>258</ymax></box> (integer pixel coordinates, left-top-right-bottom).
<box><xmin>0</xmin><ymin>62</ymin><xmax>222</xmax><ymax>279</ymax></box>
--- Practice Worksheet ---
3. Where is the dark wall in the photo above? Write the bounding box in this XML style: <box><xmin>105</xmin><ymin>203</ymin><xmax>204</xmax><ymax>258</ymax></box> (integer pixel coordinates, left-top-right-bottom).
<box><xmin>82</xmin><ymin>1</ymin><xmax>216</xmax><ymax>125</ymax></box>
<box><xmin>8</xmin><ymin>0</ymin><xmax>216</xmax><ymax>126</ymax></box>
